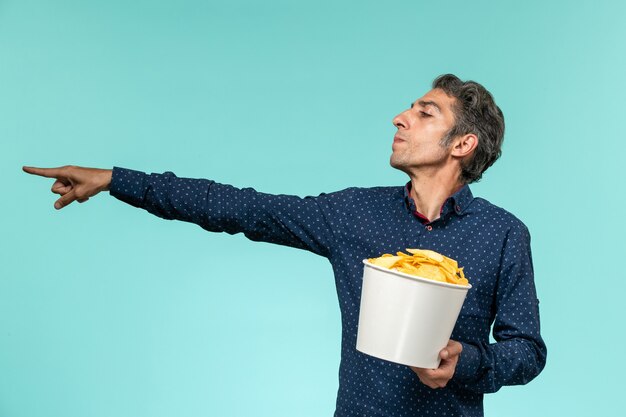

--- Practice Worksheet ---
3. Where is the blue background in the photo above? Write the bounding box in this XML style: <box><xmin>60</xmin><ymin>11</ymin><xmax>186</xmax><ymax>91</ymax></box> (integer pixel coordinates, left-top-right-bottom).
<box><xmin>2</xmin><ymin>0</ymin><xmax>624</xmax><ymax>416</ymax></box>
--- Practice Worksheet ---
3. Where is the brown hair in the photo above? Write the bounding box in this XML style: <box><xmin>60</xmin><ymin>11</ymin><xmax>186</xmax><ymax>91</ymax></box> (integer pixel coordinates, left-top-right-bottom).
<box><xmin>433</xmin><ymin>74</ymin><xmax>505</xmax><ymax>184</ymax></box>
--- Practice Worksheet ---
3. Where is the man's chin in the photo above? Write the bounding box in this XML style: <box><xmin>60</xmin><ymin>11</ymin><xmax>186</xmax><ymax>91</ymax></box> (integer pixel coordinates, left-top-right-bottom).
<box><xmin>389</xmin><ymin>156</ymin><xmax>409</xmax><ymax>174</ymax></box>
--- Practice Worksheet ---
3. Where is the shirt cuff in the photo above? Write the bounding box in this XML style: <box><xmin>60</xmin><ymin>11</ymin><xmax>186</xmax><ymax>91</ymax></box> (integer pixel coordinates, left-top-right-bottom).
<box><xmin>109</xmin><ymin>166</ymin><xmax>149</xmax><ymax>208</ymax></box>
<box><xmin>453</xmin><ymin>341</ymin><xmax>482</xmax><ymax>382</ymax></box>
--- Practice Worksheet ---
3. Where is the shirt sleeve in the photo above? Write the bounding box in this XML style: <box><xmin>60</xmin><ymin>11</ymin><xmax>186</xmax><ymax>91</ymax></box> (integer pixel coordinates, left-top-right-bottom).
<box><xmin>451</xmin><ymin>223</ymin><xmax>547</xmax><ymax>393</ymax></box>
<box><xmin>108</xmin><ymin>166</ymin><xmax>341</xmax><ymax>259</ymax></box>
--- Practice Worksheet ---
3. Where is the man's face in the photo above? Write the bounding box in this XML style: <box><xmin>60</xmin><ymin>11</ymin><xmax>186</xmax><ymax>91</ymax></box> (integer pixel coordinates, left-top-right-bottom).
<box><xmin>390</xmin><ymin>88</ymin><xmax>458</xmax><ymax>174</ymax></box>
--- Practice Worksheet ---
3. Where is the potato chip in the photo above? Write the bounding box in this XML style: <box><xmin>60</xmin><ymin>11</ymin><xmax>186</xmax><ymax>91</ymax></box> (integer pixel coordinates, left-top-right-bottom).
<box><xmin>405</xmin><ymin>248</ymin><xmax>444</xmax><ymax>263</ymax></box>
<box><xmin>368</xmin><ymin>255</ymin><xmax>404</xmax><ymax>269</ymax></box>
<box><xmin>367</xmin><ymin>248</ymin><xmax>469</xmax><ymax>286</ymax></box>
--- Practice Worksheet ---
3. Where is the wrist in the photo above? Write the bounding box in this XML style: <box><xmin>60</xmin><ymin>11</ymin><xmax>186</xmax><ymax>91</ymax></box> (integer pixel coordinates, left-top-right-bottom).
<box><xmin>101</xmin><ymin>169</ymin><xmax>113</xmax><ymax>192</ymax></box>
<box><xmin>452</xmin><ymin>342</ymin><xmax>481</xmax><ymax>383</ymax></box>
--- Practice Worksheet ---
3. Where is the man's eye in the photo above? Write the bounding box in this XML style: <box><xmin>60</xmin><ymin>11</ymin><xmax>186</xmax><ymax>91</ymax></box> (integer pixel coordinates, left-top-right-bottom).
<box><xmin>420</xmin><ymin>111</ymin><xmax>432</xmax><ymax>117</ymax></box>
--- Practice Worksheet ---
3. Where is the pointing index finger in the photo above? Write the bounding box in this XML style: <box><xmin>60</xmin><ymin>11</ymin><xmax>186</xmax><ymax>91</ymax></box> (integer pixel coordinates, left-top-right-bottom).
<box><xmin>23</xmin><ymin>166</ymin><xmax>66</xmax><ymax>178</ymax></box>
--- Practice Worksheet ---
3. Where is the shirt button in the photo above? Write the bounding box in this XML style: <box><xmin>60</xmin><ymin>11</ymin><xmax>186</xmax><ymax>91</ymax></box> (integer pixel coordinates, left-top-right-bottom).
<box><xmin>426</xmin><ymin>225</ymin><xmax>433</xmax><ymax>231</ymax></box>
<box><xmin>455</xmin><ymin>204</ymin><xmax>461</xmax><ymax>213</ymax></box>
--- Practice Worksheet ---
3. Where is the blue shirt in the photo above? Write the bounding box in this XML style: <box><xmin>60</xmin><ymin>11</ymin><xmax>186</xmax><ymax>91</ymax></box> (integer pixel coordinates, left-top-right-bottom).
<box><xmin>109</xmin><ymin>167</ymin><xmax>547</xmax><ymax>417</ymax></box>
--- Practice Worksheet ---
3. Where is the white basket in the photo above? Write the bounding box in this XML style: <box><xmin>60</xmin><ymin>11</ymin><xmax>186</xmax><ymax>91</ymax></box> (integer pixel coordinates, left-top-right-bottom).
<box><xmin>356</xmin><ymin>260</ymin><xmax>471</xmax><ymax>368</ymax></box>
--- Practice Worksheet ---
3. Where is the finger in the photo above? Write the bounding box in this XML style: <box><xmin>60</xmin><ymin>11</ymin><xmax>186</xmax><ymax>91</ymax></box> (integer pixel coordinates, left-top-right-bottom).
<box><xmin>51</xmin><ymin>179</ymin><xmax>72</xmax><ymax>195</ymax></box>
<box><xmin>410</xmin><ymin>366</ymin><xmax>432</xmax><ymax>376</ymax></box>
<box><xmin>420</xmin><ymin>368</ymin><xmax>448</xmax><ymax>387</ymax></box>
<box><xmin>23</xmin><ymin>166</ymin><xmax>66</xmax><ymax>178</ymax></box>
<box><xmin>410</xmin><ymin>368</ymin><xmax>436</xmax><ymax>388</ymax></box>
<box><xmin>417</xmin><ymin>368</ymin><xmax>438</xmax><ymax>379</ymax></box>
<box><xmin>77</xmin><ymin>197</ymin><xmax>89</xmax><ymax>203</ymax></box>
<box><xmin>440</xmin><ymin>342</ymin><xmax>462</xmax><ymax>360</ymax></box>
<box><xmin>55</xmin><ymin>189</ymin><xmax>77</xmax><ymax>210</ymax></box>
<box><xmin>443</xmin><ymin>340</ymin><xmax>463</xmax><ymax>359</ymax></box>
<box><xmin>421</xmin><ymin>376</ymin><xmax>440</xmax><ymax>389</ymax></box>
<box><xmin>425</xmin><ymin>357</ymin><xmax>457</xmax><ymax>384</ymax></box>
<box><xmin>436</xmin><ymin>359</ymin><xmax>455</xmax><ymax>375</ymax></box>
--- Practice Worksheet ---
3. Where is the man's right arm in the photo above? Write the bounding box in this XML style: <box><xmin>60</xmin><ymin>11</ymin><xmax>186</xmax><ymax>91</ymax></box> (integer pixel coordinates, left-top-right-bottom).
<box><xmin>23</xmin><ymin>164</ymin><xmax>343</xmax><ymax>258</ymax></box>
<box><xmin>108</xmin><ymin>166</ymin><xmax>342</xmax><ymax>258</ymax></box>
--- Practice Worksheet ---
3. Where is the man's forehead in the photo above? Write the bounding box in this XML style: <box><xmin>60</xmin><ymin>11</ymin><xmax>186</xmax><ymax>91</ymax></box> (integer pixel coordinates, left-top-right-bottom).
<box><xmin>412</xmin><ymin>89</ymin><xmax>455</xmax><ymax>114</ymax></box>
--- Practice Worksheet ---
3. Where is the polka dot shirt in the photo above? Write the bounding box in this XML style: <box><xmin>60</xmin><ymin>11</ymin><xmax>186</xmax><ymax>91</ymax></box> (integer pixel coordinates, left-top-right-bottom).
<box><xmin>109</xmin><ymin>167</ymin><xmax>547</xmax><ymax>417</ymax></box>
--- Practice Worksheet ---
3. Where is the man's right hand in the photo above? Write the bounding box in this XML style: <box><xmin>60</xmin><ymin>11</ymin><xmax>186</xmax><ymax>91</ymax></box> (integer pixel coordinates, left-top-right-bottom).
<box><xmin>22</xmin><ymin>165</ymin><xmax>113</xmax><ymax>210</ymax></box>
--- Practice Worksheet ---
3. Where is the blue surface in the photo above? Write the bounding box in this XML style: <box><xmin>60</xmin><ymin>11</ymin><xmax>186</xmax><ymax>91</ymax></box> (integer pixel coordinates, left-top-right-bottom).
<box><xmin>2</xmin><ymin>1</ymin><xmax>624</xmax><ymax>416</ymax></box>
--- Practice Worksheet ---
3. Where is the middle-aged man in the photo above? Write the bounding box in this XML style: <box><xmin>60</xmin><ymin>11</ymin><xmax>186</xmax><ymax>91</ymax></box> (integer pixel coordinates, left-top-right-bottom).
<box><xmin>23</xmin><ymin>74</ymin><xmax>547</xmax><ymax>416</ymax></box>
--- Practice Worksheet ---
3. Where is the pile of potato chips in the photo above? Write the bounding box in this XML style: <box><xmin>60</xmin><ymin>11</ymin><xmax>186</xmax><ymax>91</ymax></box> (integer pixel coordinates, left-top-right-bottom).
<box><xmin>367</xmin><ymin>248</ymin><xmax>469</xmax><ymax>286</ymax></box>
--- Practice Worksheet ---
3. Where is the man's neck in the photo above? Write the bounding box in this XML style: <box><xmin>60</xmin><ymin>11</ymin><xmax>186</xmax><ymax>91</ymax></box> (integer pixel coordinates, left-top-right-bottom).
<box><xmin>408</xmin><ymin>171</ymin><xmax>465</xmax><ymax>222</ymax></box>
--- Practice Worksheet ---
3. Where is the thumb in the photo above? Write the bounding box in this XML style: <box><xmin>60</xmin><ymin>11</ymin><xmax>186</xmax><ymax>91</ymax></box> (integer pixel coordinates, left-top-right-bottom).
<box><xmin>54</xmin><ymin>189</ymin><xmax>77</xmax><ymax>210</ymax></box>
<box><xmin>440</xmin><ymin>341</ymin><xmax>462</xmax><ymax>360</ymax></box>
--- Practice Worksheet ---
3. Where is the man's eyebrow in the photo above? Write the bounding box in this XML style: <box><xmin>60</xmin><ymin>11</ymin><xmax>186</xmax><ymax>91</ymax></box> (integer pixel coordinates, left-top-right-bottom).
<box><xmin>411</xmin><ymin>100</ymin><xmax>442</xmax><ymax>114</ymax></box>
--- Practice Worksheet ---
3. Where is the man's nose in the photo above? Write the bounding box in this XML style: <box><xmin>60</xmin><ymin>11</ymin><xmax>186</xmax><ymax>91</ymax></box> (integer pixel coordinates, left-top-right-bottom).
<box><xmin>392</xmin><ymin>111</ymin><xmax>408</xmax><ymax>129</ymax></box>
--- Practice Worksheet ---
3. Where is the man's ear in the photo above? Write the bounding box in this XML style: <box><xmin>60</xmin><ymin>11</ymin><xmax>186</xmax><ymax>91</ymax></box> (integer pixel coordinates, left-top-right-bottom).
<box><xmin>451</xmin><ymin>133</ymin><xmax>478</xmax><ymax>159</ymax></box>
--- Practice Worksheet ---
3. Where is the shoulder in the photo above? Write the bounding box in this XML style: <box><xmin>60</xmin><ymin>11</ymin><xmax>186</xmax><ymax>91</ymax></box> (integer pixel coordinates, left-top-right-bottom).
<box><xmin>317</xmin><ymin>185</ymin><xmax>402</xmax><ymax>199</ymax></box>
<box><xmin>469</xmin><ymin>196</ymin><xmax>531</xmax><ymax>239</ymax></box>
<box><xmin>350</xmin><ymin>185</ymin><xmax>403</xmax><ymax>195</ymax></box>
<box><xmin>312</xmin><ymin>185</ymin><xmax>403</xmax><ymax>212</ymax></box>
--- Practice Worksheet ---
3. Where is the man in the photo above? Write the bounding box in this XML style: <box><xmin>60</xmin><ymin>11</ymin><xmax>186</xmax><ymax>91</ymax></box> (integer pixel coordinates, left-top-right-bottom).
<box><xmin>23</xmin><ymin>74</ymin><xmax>547</xmax><ymax>416</ymax></box>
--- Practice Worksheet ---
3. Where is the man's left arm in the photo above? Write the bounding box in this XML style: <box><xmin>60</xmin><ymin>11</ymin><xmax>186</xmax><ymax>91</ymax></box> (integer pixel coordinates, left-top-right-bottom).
<box><xmin>413</xmin><ymin>224</ymin><xmax>547</xmax><ymax>392</ymax></box>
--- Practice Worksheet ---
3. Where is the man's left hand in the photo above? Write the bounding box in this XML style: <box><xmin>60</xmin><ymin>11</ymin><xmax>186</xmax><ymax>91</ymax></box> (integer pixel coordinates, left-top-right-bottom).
<box><xmin>410</xmin><ymin>339</ymin><xmax>463</xmax><ymax>389</ymax></box>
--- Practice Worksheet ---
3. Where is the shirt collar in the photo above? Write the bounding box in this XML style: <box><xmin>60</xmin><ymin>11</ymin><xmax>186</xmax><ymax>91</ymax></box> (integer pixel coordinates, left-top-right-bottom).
<box><xmin>403</xmin><ymin>181</ymin><xmax>474</xmax><ymax>223</ymax></box>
